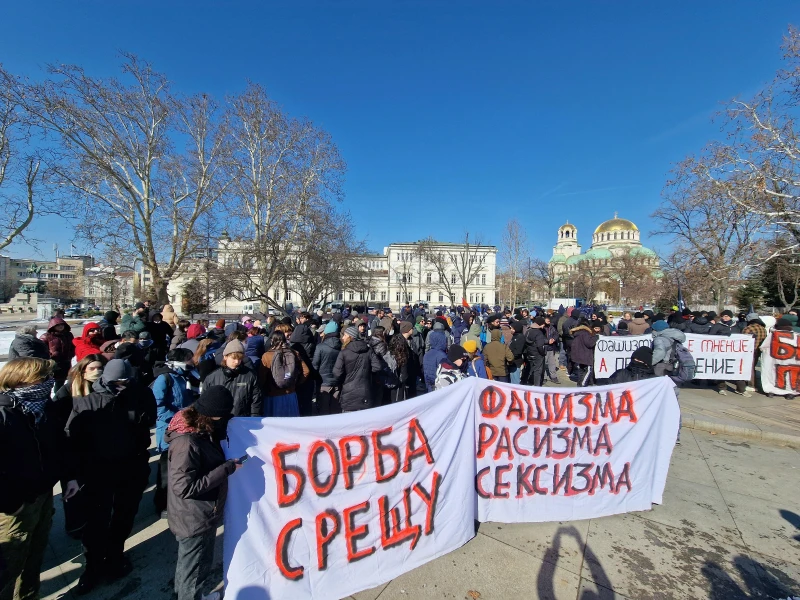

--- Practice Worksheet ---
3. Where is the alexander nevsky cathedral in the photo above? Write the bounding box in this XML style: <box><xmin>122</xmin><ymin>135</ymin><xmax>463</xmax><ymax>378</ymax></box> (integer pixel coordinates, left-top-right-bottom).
<box><xmin>549</xmin><ymin>214</ymin><xmax>661</xmax><ymax>301</ymax></box>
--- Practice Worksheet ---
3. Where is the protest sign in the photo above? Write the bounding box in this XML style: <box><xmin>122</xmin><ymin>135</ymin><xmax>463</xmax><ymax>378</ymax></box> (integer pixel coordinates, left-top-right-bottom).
<box><xmin>760</xmin><ymin>331</ymin><xmax>800</xmax><ymax>395</ymax></box>
<box><xmin>593</xmin><ymin>334</ymin><xmax>653</xmax><ymax>377</ymax></box>
<box><xmin>683</xmin><ymin>333</ymin><xmax>754</xmax><ymax>380</ymax></box>
<box><xmin>223</xmin><ymin>383</ymin><xmax>477</xmax><ymax>600</ymax></box>
<box><xmin>224</xmin><ymin>377</ymin><xmax>679</xmax><ymax>599</ymax></box>
<box><xmin>593</xmin><ymin>333</ymin><xmax>754</xmax><ymax>380</ymax></box>
<box><xmin>475</xmin><ymin>377</ymin><xmax>679</xmax><ymax>523</ymax></box>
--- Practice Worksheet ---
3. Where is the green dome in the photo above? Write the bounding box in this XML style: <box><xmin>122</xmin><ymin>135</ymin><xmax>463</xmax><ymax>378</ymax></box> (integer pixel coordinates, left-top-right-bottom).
<box><xmin>630</xmin><ymin>246</ymin><xmax>658</xmax><ymax>258</ymax></box>
<box><xmin>565</xmin><ymin>254</ymin><xmax>584</xmax><ymax>265</ymax></box>
<box><xmin>585</xmin><ymin>247</ymin><xmax>613</xmax><ymax>260</ymax></box>
<box><xmin>550</xmin><ymin>254</ymin><xmax>567</xmax><ymax>263</ymax></box>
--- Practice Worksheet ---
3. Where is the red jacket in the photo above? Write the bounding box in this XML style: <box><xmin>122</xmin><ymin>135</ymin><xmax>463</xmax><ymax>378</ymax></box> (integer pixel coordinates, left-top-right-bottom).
<box><xmin>73</xmin><ymin>322</ymin><xmax>104</xmax><ymax>361</ymax></box>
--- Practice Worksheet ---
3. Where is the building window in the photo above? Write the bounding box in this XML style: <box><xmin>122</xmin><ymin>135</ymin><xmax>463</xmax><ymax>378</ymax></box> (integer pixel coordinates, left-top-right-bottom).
<box><xmin>396</xmin><ymin>273</ymin><xmax>401</xmax><ymax>283</ymax></box>
<box><xmin>359</xmin><ymin>292</ymin><xmax>364</xmax><ymax>300</ymax></box>
<box><xmin>469</xmin><ymin>294</ymin><xmax>473</xmax><ymax>303</ymax></box>
<box><xmin>396</xmin><ymin>292</ymin><xmax>401</xmax><ymax>302</ymax></box>
<box><xmin>450</xmin><ymin>294</ymin><xmax>456</xmax><ymax>303</ymax></box>
<box><xmin>370</xmin><ymin>291</ymin><xmax>376</xmax><ymax>301</ymax></box>
<box><xmin>481</xmin><ymin>274</ymin><xmax>486</xmax><ymax>285</ymax></box>
<box><xmin>286</xmin><ymin>292</ymin><xmax>292</xmax><ymax>301</ymax></box>
<box><xmin>426</xmin><ymin>292</ymin><xmax>431</xmax><ymax>301</ymax></box>
<box><xmin>451</xmin><ymin>273</ymin><xmax>456</xmax><ymax>284</ymax></box>
<box><xmin>426</xmin><ymin>272</ymin><xmax>432</xmax><ymax>284</ymax></box>
<box><xmin>337</xmin><ymin>292</ymin><xmax>343</xmax><ymax>300</ymax></box>
<box><xmin>439</xmin><ymin>293</ymin><xmax>444</xmax><ymax>302</ymax></box>
<box><xmin>381</xmin><ymin>291</ymin><xmax>386</xmax><ymax>301</ymax></box>
<box><xmin>481</xmin><ymin>293</ymin><xmax>485</xmax><ymax>303</ymax></box>
<box><xmin>349</xmin><ymin>291</ymin><xmax>354</xmax><ymax>300</ymax></box>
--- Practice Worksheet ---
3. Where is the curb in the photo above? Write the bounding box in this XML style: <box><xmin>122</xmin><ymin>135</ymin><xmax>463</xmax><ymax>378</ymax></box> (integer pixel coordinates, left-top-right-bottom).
<box><xmin>683</xmin><ymin>415</ymin><xmax>800</xmax><ymax>446</ymax></box>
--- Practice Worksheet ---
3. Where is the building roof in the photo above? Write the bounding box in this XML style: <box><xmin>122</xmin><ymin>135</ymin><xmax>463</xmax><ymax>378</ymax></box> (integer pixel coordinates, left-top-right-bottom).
<box><xmin>550</xmin><ymin>254</ymin><xmax>566</xmax><ymax>263</ymax></box>
<box><xmin>584</xmin><ymin>247</ymin><xmax>613</xmax><ymax>260</ymax></box>
<box><xmin>629</xmin><ymin>246</ymin><xmax>658</xmax><ymax>258</ymax></box>
<box><xmin>594</xmin><ymin>217</ymin><xmax>639</xmax><ymax>235</ymax></box>
<box><xmin>565</xmin><ymin>254</ymin><xmax>584</xmax><ymax>265</ymax></box>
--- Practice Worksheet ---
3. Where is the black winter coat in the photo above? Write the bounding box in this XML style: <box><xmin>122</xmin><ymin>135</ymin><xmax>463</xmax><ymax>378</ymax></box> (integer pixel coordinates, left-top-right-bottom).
<box><xmin>509</xmin><ymin>332</ymin><xmax>526</xmax><ymax>367</ymax></box>
<box><xmin>290</xmin><ymin>322</ymin><xmax>317</xmax><ymax>361</ymax></box>
<box><xmin>709</xmin><ymin>320</ymin><xmax>738</xmax><ymax>336</ymax></box>
<box><xmin>570</xmin><ymin>326</ymin><xmax>597</xmax><ymax>366</ymax></box>
<box><xmin>313</xmin><ymin>335</ymin><xmax>342</xmax><ymax>387</ymax></box>
<box><xmin>544</xmin><ymin>324</ymin><xmax>560</xmax><ymax>352</ymax></box>
<box><xmin>8</xmin><ymin>333</ymin><xmax>50</xmax><ymax>360</ymax></box>
<box><xmin>608</xmin><ymin>362</ymin><xmax>657</xmax><ymax>383</ymax></box>
<box><xmin>65</xmin><ymin>380</ymin><xmax>156</xmax><ymax>484</ymax></box>
<box><xmin>524</xmin><ymin>327</ymin><xmax>547</xmax><ymax>359</ymax></box>
<box><xmin>333</xmin><ymin>339</ymin><xmax>382</xmax><ymax>411</ymax></box>
<box><xmin>202</xmin><ymin>367</ymin><xmax>262</xmax><ymax>417</ymax></box>
<box><xmin>0</xmin><ymin>392</ymin><xmax>76</xmax><ymax>514</ymax></box>
<box><xmin>166</xmin><ymin>412</ymin><xmax>235</xmax><ymax>539</ymax></box>
<box><xmin>688</xmin><ymin>317</ymin><xmax>711</xmax><ymax>334</ymax></box>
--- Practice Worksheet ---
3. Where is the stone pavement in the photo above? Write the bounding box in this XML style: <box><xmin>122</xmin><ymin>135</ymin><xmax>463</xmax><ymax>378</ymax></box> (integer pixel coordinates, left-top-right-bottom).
<box><xmin>38</xmin><ymin>427</ymin><xmax>800</xmax><ymax>600</ymax></box>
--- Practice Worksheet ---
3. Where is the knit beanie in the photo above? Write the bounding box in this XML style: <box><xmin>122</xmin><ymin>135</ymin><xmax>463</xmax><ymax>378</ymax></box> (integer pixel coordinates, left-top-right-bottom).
<box><xmin>215</xmin><ymin>319</ymin><xmax>226</xmax><ymax>329</ymax></box>
<box><xmin>746</xmin><ymin>312</ymin><xmax>759</xmax><ymax>322</ymax></box>
<box><xmin>344</xmin><ymin>326</ymin><xmax>359</xmax><ymax>339</ymax></box>
<box><xmin>194</xmin><ymin>385</ymin><xmax>234</xmax><ymax>418</ymax></box>
<box><xmin>720</xmin><ymin>310</ymin><xmax>734</xmax><ymax>318</ymax></box>
<box><xmin>616</xmin><ymin>320</ymin><xmax>629</xmax><ymax>330</ymax></box>
<box><xmin>631</xmin><ymin>347</ymin><xmax>653</xmax><ymax>367</ymax></box>
<box><xmin>651</xmin><ymin>320</ymin><xmax>668</xmax><ymax>332</ymax></box>
<box><xmin>399</xmin><ymin>321</ymin><xmax>413</xmax><ymax>334</ymax></box>
<box><xmin>416</xmin><ymin>316</ymin><xmax>424</xmax><ymax>324</ymax></box>
<box><xmin>462</xmin><ymin>339</ymin><xmax>477</xmax><ymax>353</ymax></box>
<box><xmin>775</xmin><ymin>318</ymin><xmax>793</xmax><ymax>330</ymax></box>
<box><xmin>447</xmin><ymin>344</ymin><xmax>468</xmax><ymax>363</ymax></box>
<box><xmin>223</xmin><ymin>340</ymin><xmax>245</xmax><ymax>356</ymax></box>
<box><xmin>138</xmin><ymin>331</ymin><xmax>151</xmax><ymax>340</ymax></box>
<box><xmin>101</xmin><ymin>359</ymin><xmax>132</xmax><ymax>383</ymax></box>
<box><xmin>323</xmin><ymin>321</ymin><xmax>338</xmax><ymax>335</ymax></box>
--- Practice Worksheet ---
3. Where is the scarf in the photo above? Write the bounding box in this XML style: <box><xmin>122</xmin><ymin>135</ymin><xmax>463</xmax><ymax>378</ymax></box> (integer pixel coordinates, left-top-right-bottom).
<box><xmin>6</xmin><ymin>378</ymin><xmax>54</xmax><ymax>425</ymax></box>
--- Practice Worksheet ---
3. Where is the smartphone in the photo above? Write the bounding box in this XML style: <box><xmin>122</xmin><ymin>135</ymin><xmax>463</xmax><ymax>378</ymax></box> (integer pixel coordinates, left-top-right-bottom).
<box><xmin>237</xmin><ymin>454</ymin><xmax>250</xmax><ymax>464</ymax></box>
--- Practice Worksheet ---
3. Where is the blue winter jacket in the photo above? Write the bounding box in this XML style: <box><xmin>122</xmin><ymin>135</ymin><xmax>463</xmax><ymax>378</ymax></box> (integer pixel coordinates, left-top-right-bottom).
<box><xmin>153</xmin><ymin>368</ymin><xmax>196</xmax><ymax>451</ymax></box>
<box><xmin>451</xmin><ymin>318</ymin><xmax>468</xmax><ymax>345</ymax></box>
<box><xmin>423</xmin><ymin>331</ymin><xmax>448</xmax><ymax>392</ymax></box>
<box><xmin>468</xmin><ymin>352</ymin><xmax>489</xmax><ymax>379</ymax></box>
<box><xmin>245</xmin><ymin>335</ymin><xmax>265</xmax><ymax>363</ymax></box>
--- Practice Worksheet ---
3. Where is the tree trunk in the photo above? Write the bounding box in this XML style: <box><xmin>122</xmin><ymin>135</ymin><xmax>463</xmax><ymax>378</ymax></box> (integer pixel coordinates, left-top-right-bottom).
<box><xmin>153</xmin><ymin>278</ymin><xmax>170</xmax><ymax>307</ymax></box>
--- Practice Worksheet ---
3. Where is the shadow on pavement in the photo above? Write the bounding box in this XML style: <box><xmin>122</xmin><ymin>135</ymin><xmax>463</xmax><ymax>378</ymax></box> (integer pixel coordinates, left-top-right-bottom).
<box><xmin>702</xmin><ymin>555</ymin><xmax>800</xmax><ymax>599</ymax></box>
<box><xmin>779</xmin><ymin>509</ymin><xmax>800</xmax><ymax>542</ymax></box>
<box><xmin>538</xmin><ymin>525</ymin><xmax>616</xmax><ymax>599</ymax></box>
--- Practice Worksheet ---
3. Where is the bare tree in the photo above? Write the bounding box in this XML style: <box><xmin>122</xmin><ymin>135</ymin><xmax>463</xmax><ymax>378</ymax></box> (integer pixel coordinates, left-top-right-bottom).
<box><xmin>11</xmin><ymin>55</ymin><xmax>228</xmax><ymax>303</ymax></box>
<box><xmin>672</xmin><ymin>27</ymin><xmax>800</xmax><ymax>261</ymax></box>
<box><xmin>0</xmin><ymin>69</ymin><xmax>43</xmax><ymax>251</ymax></box>
<box><xmin>500</xmin><ymin>219</ymin><xmax>528</xmax><ymax>307</ymax></box>
<box><xmin>654</xmin><ymin>156</ymin><xmax>766</xmax><ymax>312</ymax></box>
<box><xmin>218</xmin><ymin>83</ymin><xmax>346</xmax><ymax>313</ymax></box>
<box><xmin>608</xmin><ymin>249</ymin><xmax>660</xmax><ymax>307</ymax></box>
<box><xmin>419</xmin><ymin>233</ymin><xmax>490</xmax><ymax>305</ymax></box>
<box><xmin>389</xmin><ymin>249</ymin><xmax>419</xmax><ymax>306</ymax></box>
<box><xmin>529</xmin><ymin>258</ymin><xmax>560</xmax><ymax>308</ymax></box>
<box><xmin>568</xmin><ymin>259</ymin><xmax>604</xmax><ymax>304</ymax></box>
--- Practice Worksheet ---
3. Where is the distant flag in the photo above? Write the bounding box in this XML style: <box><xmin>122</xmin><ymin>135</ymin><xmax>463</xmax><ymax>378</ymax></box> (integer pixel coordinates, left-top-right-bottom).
<box><xmin>462</xmin><ymin>298</ymin><xmax>470</xmax><ymax>308</ymax></box>
<box><xmin>749</xmin><ymin>303</ymin><xmax>755</xmax><ymax>315</ymax></box>
<box><xmin>677</xmin><ymin>285</ymin><xmax>687</xmax><ymax>312</ymax></box>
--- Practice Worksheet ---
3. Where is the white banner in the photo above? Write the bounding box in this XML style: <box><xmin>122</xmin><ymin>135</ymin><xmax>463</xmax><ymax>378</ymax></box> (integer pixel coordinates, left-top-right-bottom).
<box><xmin>684</xmin><ymin>333</ymin><xmax>754</xmax><ymax>380</ymax></box>
<box><xmin>475</xmin><ymin>377</ymin><xmax>679</xmax><ymax>523</ymax></box>
<box><xmin>223</xmin><ymin>383</ymin><xmax>477</xmax><ymax>600</ymax></box>
<box><xmin>760</xmin><ymin>331</ymin><xmax>800</xmax><ymax>395</ymax></box>
<box><xmin>594</xmin><ymin>333</ymin><xmax>754</xmax><ymax>380</ymax></box>
<box><xmin>594</xmin><ymin>334</ymin><xmax>653</xmax><ymax>377</ymax></box>
<box><xmin>223</xmin><ymin>377</ymin><xmax>680</xmax><ymax>599</ymax></box>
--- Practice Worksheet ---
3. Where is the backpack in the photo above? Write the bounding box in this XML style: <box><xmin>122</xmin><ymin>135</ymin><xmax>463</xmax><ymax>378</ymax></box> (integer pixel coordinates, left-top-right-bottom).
<box><xmin>379</xmin><ymin>352</ymin><xmax>401</xmax><ymax>389</ymax></box>
<box><xmin>271</xmin><ymin>347</ymin><xmax>300</xmax><ymax>389</ymax></box>
<box><xmin>669</xmin><ymin>341</ymin><xmax>696</xmax><ymax>384</ymax></box>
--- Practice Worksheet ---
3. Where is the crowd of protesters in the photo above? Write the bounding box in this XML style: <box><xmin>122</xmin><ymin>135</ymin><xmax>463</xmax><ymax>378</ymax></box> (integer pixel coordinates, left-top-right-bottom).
<box><xmin>1</xmin><ymin>298</ymin><xmax>797</xmax><ymax>600</ymax></box>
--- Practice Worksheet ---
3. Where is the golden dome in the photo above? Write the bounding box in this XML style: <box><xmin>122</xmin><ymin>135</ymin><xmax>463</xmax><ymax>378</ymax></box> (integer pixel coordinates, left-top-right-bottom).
<box><xmin>594</xmin><ymin>217</ymin><xmax>638</xmax><ymax>235</ymax></box>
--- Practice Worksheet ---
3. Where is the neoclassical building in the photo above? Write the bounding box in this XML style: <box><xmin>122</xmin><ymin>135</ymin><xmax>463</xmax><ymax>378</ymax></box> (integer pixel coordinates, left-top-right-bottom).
<box><xmin>549</xmin><ymin>214</ymin><xmax>660</xmax><ymax>301</ymax></box>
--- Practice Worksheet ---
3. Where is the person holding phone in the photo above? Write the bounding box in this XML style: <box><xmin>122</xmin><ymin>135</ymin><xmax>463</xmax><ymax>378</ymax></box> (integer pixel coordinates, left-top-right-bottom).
<box><xmin>166</xmin><ymin>385</ymin><xmax>242</xmax><ymax>600</ymax></box>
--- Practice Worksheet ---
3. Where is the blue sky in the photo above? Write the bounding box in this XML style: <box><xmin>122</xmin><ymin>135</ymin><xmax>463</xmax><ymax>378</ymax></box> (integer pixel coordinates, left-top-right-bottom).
<box><xmin>0</xmin><ymin>1</ymin><xmax>795</xmax><ymax>261</ymax></box>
